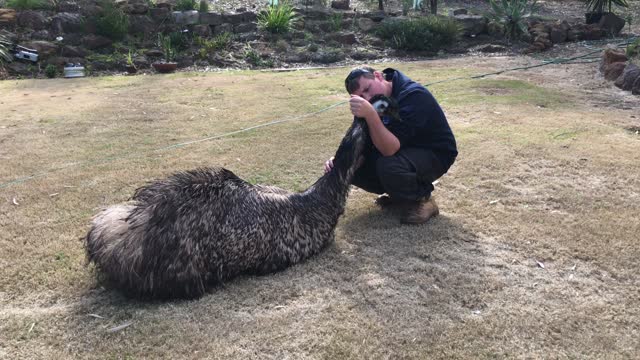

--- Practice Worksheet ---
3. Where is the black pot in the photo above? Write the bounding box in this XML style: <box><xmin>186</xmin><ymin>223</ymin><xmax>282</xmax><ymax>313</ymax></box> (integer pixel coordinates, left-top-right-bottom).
<box><xmin>125</xmin><ymin>65</ymin><xmax>137</xmax><ymax>74</ymax></box>
<box><xmin>585</xmin><ymin>12</ymin><xmax>606</xmax><ymax>24</ymax></box>
<box><xmin>152</xmin><ymin>62</ymin><xmax>177</xmax><ymax>73</ymax></box>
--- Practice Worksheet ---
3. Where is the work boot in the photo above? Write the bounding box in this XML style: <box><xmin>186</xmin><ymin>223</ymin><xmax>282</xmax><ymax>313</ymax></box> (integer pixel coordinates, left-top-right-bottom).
<box><xmin>374</xmin><ymin>194</ymin><xmax>396</xmax><ymax>208</ymax></box>
<box><xmin>400</xmin><ymin>197</ymin><xmax>439</xmax><ymax>224</ymax></box>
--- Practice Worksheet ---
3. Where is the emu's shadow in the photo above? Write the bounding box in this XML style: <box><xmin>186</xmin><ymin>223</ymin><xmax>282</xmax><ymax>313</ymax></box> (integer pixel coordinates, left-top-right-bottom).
<box><xmin>70</xmin><ymin>201</ymin><xmax>493</xmax><ymax>356</ymax></box>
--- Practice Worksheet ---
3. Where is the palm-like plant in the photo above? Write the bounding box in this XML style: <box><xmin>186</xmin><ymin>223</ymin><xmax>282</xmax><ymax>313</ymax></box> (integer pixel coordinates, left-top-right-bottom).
<box><xmin>487</xmin><ymin>0</ymin><xmax>538</xmax><ymax>41</ymax></box>
<box><xmin>584</xmin><ymin>0</ymin><xmax>628</xmax><ymax>14</ymax></box>
<box><xmin>0</xmin><ymin>34</ymin><xmax>13</xmax><ymax>65</ymax></box>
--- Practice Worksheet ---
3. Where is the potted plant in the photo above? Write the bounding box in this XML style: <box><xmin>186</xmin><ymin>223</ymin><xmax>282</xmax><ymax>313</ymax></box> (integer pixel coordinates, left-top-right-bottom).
<box><xmin>152</xmin><ymin>34</ymin><xmax>177</xmax><ymax>73</ymax></box>
<box><xmin>125</xmin><ymin>50</ymin><xmax>137</xmax><ymax>74</ymax></box>
<box><xmin>584</xmin><ymin>0</ymin><xmax>628</xmax><ymax>24</ymax></box>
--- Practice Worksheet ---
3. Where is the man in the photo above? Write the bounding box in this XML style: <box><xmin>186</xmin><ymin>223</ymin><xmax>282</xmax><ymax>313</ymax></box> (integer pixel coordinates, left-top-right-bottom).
<box><xmin>324</xmin><ymin>66</ymin><xmax>457</xmax><ymax>224</ymax></box>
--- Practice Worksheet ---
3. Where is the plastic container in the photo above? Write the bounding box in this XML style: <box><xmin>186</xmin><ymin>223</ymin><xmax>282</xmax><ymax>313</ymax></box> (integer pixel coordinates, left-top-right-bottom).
<box><xmin>64</xmin><ymin>65</ymin><xmax>85</xmax><ymax>78</ymax></box>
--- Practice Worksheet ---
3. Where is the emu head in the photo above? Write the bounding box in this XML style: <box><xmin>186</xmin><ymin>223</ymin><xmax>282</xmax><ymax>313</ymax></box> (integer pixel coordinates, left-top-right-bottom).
<box><xmin>335</xmin><ymin>95</ymin><xmax>399</xmax><ymax>170</ymax></box>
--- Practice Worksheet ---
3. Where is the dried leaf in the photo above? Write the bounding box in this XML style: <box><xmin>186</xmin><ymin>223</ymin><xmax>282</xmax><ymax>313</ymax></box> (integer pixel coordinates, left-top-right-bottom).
<box><xmin>107</xmin><ymin>321</ymin><xmax>132</xmax><ymax>333</ymax></box>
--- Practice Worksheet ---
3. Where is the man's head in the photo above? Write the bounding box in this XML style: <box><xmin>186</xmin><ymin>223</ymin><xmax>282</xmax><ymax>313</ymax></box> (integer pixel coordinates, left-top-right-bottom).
<box><xmin>344</xmin><ymin>66</ymin><xmax>392</xmax><ymax>101</ymax></box>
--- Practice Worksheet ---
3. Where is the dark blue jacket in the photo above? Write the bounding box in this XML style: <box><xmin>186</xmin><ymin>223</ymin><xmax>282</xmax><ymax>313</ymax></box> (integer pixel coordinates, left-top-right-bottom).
<box><xmin>382</xmin><ymin>68</ymin><xmax>458</xmax><ymax>171</ymax></box>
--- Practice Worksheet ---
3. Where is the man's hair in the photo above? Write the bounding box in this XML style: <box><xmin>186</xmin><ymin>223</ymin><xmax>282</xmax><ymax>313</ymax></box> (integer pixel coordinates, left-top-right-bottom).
<box><xmin>345</xmin><ymin>66</ymin><xmax>376</xmax><ymax>94</ymax></box>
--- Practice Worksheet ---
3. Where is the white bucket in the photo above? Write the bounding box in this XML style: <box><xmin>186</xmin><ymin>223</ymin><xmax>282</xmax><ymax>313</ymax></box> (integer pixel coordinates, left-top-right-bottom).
<box><xmin>64</xmin><ymin>66</ymin><xmax>85</xmax><ymax>78</ymax></box>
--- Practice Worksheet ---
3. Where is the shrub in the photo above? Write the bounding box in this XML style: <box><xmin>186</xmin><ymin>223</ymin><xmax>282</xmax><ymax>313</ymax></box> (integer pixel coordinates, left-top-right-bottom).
<box><xmin>257</xmin><ymin>2</ymin><xmax>297</xmax><ymax>34</ymax></box>
<box><xmin>487</xmin><ymin>0</ymin><xmax>538</xmax><ymax>40</ymax></box>
<box><xmin>244</xmin><ymin>44</ymin><xmax>273</xmax><ymax>67</ymax></box>
<box><xmin>169</xmin><ymin>31</ymin><xmax>189</xmax><ymax>51</ymax></box>
<box><xmin>195</xmin><ymin>32</ymin><xmax>233</xmax><ymax>58</ymax></box>
<box><xmin>329</xmin><ymin>12</ymin><xmax>343</xmax><ymax>32</ymax></box>
<box><xmin>375</xmin><ymin>16</ymin><xmax>460</xmax><ymax>52</ymax></box>
<box><xmin>627</xmin><ymin>38</ymin><xmax>640</xmax><ymax>58</ymax></box>
<box><xmin>158</xmin><ymin>34</ymin><xmax>176</xmax><ymax>62</ymax></box>
<box><xmin>0</xmin><ymin>34</ymin><xmax>12</xmax><ymax>65</ymax></box>
<box><xmin>95</xmin><ymin>1</ymin><xmax>129</xmax><ymax>41</ymax></box>
<box><xmin>44</xmin><ymin>64</ymin><xmax>57</xmax><ymax>78</ymax></box>
<box><xmin>6</xmin><ymin>0</ymin><xmax>50</xmax><ymax>10</ymax></box>
<box><xmin>175</xmin><ymin>0</ymin><xmax>197</xmax><ymax>11</ymax></box>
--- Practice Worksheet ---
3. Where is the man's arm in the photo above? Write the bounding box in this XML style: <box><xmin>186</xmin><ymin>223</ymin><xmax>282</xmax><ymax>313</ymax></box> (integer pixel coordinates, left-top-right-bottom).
<box><xmin>349</xmin><ymin>95</ymin><xmax>400</xmax><ymax>156</ymax></box>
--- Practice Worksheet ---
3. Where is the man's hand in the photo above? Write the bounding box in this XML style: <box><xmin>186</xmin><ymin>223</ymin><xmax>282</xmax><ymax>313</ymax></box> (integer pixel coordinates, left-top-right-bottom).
<box><xmin>349</xmin><ymin>95</ymin><xmax>376</xmax><ymax>119</ymax></box>
<box><xmin>324</xmin><ymin>156</ymin><xmax>334</xmax><ymax>174</ymax></box>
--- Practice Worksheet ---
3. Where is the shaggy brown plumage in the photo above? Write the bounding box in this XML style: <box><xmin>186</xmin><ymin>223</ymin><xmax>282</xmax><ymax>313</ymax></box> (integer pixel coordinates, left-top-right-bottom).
<box><xmin>85</xmin><ymin>95</ymin><xmax>396</xmax><ymax>299</ymax></box>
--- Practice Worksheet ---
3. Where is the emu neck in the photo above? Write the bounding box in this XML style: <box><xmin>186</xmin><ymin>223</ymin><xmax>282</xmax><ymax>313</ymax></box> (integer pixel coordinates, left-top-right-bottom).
<box><xmin>303</xmin><ymin>147</ymin><xmax>361</xmax><ymax>212</ymax></box>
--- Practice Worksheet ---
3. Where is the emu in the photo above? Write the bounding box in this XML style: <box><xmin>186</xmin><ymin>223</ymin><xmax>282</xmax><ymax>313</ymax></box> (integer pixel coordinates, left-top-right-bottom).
<box><xmin>85</xmin><ymin>95</ymin><xmax>396</xmax><ymax>299</ymax></box>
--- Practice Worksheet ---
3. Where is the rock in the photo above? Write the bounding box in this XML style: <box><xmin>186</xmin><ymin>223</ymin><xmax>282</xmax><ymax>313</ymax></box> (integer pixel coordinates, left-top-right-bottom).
<box><xmin>599</xmin><ymin>48</ymin><xmax>628</xmax><ymax>73</ymax></box>
<box><xmin>234</xmin><ymin>22</ymin><xmax>256</xmax><ymax>33</ymax></box>
<box><xmin>549</xmin><ymin>21</ymin><xmax>569</xmax><ymax>43</ymax></box>
<box><xmin>473</xmin><ymin>44</ymin><xmax>508</xmax><ymax>53</ymax></box>
<box><xmin>357</xmin><ymin>18</ymin><xmax>375</xmax><ymax>31</ymax></box>
<box><xmin>454</xmin><ymin>14</ymin><xmax>487</xmax><ymax>37</ymax></box>
<box><xmin>632</xmin><ymin>76</ymin><xmax>640</xmax><ymax>95</ymax></box>
<box><xmin>598</xmin><ymin>13</ymin><xmax>625</xmax><ymax>36</ymax></box>
<box><xmin>23</xmin><ymin>40</ymin><xmax>58</xmax><ymax>57</ymax></box>
<box><xmin>128</xmin><ymin>15</ymin><xmax>155</xmax><ymax>34</ymax></box>
<box><xmin>127</xmin><ymin>0</ymin><xmax>149</xmax><ymax>15</ymax></box>
<box><xmin>144</xmin><ymin>49</ymin><xmax>164</xmax><ymax>57</ymax></box>
<box><xmin>56</xmin><ymin>0</ymin><xmax>80</xmax><ymax>12</ymax></box>
<box><xmin>149</xmin><ymin>8</ymin><xmax>170</xmax><ymax>21</ymax></box>
<box><xmin>31</xmin><ymin>30</ymin><xmax>51</xmax><ymax>40</ymax></box>
<box><xmin>310</xmin><ymin>49</ymin><xmax>344</xmax><ymax>64</ymax></box>
<box><xmin>61</xmin><ymin>45</ymin><xmax>88</xmax><ymax>57</ymax></box>
<box><xmin>365</xmin><ymin>10</ymin><xmax>386</xmax><ymax>22</ymax></box>
<box><xmin>82</xmin><ymin>34</ymin><xmax>113</xmax><ymax>49</ymax></box>
<box><xmin>199</xmin><ymin>12</ymin><xmax>223</xmax><ymax>25</ymax></box>
<box><xmin>350</xmin><ymin>49</ymin><xmax>378</xmax><ymax>60</ymax></box>
<box><xmin>582</xmin><ymin>24</ymin><xmax>604</xmax><ymax>40</ymax></box>
<box><xmin>17</xmin><ymin>10</ymin><xmax>49</xmax><ymax>31</ymax></box>
<box><xmin>6</xmin><ymin>62</ymin><xmax>34</xmax><ymax>76</ymax></box>
<box><xmin>175</xmin><ymin>54</ymin><xmax>193</xmax><ymax>68</ymax></box>
<box><xmin>298</xmin><ymin>7</ymin><xmax>331</xmax><ymax>20</ymax></box>
<box><xmin>155</xmin><ymin>0</ymin><xmax>176</xmax><ymax>9</ymax></box>
<box><xmin>614</xmin><ymin>63</ymin><xmax>640</xmax><ymax>91</ymax></box>
<box><xmin>192</xmin><ymin>24</ymin><xmax>211</xmax><ymax>37</ymax></box>
<box><xmin>213</xmin><ymin>23</ymin><xmax>233</xmax><ymax>35</ymax></box>
<box><xmin>223</xmin><ymin>13</ymin><xmax>244</xmax><ymax>25</ymax></box>
<box><xmin>51</xmin><ymin>12</ymin><xmax>84</xmax><ymax>34</ymax></box>
<box><xmin>449</xmin><ymin>9</ymin><xmax>467</xmax><ymax>16</ymax></box>
<box><xmin>603</xmin><ymin>62</ymin><xmax>627</xmax><ymax>81</ymax></box>
<box><xmin>0</xmin><ymin>9</ymin><xmax>17</xmax><ymax>27</ymax></box>
<box><xmin>331</xmin><ymin>0</ymin><xmax>350</xmax><ymax>10</ymax></box>
<box><xmin>284</xmin><ymin>52</ymin><xmax>310</xmax><ymax>63</ymax></box>
<box><xmin>328</xmin><ymin>31</ymin><xmax>357</xmax><ymax>45</ymax></box>
<box><xmin>172</xmin><ymin>10</ymin><xmax>199</xmax><ymax>25</ymax></box>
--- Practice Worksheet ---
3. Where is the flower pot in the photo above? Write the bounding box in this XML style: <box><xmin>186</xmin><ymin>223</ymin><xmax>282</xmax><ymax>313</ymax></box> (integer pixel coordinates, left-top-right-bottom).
<box><xmin>125</xmin><ymin>65</ymin><xmax>138</xmax><ymax>74</ymax></box>
<box><xmin>585</xmin><ymin>12</ymin><xmax>606</xmax><ymax>24</ymax></box>
<box><xmin>152</xmin><ymin>62</ymin><xmax>178</xmax><ymax>73</ymax></box>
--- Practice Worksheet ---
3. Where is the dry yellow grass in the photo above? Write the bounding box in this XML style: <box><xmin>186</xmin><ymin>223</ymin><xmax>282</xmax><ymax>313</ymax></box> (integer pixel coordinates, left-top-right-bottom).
<box><xmin>1</xmin><ymin>58</ymin><xmax>639</xmax><ymax>359</ymax></box>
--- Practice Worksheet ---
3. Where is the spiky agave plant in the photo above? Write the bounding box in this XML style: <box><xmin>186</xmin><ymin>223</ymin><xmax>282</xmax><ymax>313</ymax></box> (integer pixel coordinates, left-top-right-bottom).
<box><xmin>584</xmin><ymin>0</ymin><xmax>628</xmax><ymax>15</ymax></box>
<box><xmin>487</xmin><ymin>0</ymin><xmax>538</xmax><ymax>41</ymax></box>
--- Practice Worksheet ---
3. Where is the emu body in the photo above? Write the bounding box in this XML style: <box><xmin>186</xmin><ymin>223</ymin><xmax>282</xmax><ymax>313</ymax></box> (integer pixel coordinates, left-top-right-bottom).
<box><xmin>86</xmin><ymin>95</ymin><xmax>394</xmax><ymax>299</ymax></box>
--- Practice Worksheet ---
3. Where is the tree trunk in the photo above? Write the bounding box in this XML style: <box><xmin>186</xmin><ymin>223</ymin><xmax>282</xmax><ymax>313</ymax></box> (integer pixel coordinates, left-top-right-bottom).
<box><xmin>430</xmin><ymin>0</ymin><xmax>437</xmax><ymax>15</ymax></box>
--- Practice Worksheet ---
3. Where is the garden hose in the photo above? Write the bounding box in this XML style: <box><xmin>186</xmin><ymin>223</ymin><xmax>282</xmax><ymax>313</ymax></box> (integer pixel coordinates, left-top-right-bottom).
<box><xmin>1</xmin><ymin>37</ymin><xmax>637</xmax><ymax>190</ymax></box>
